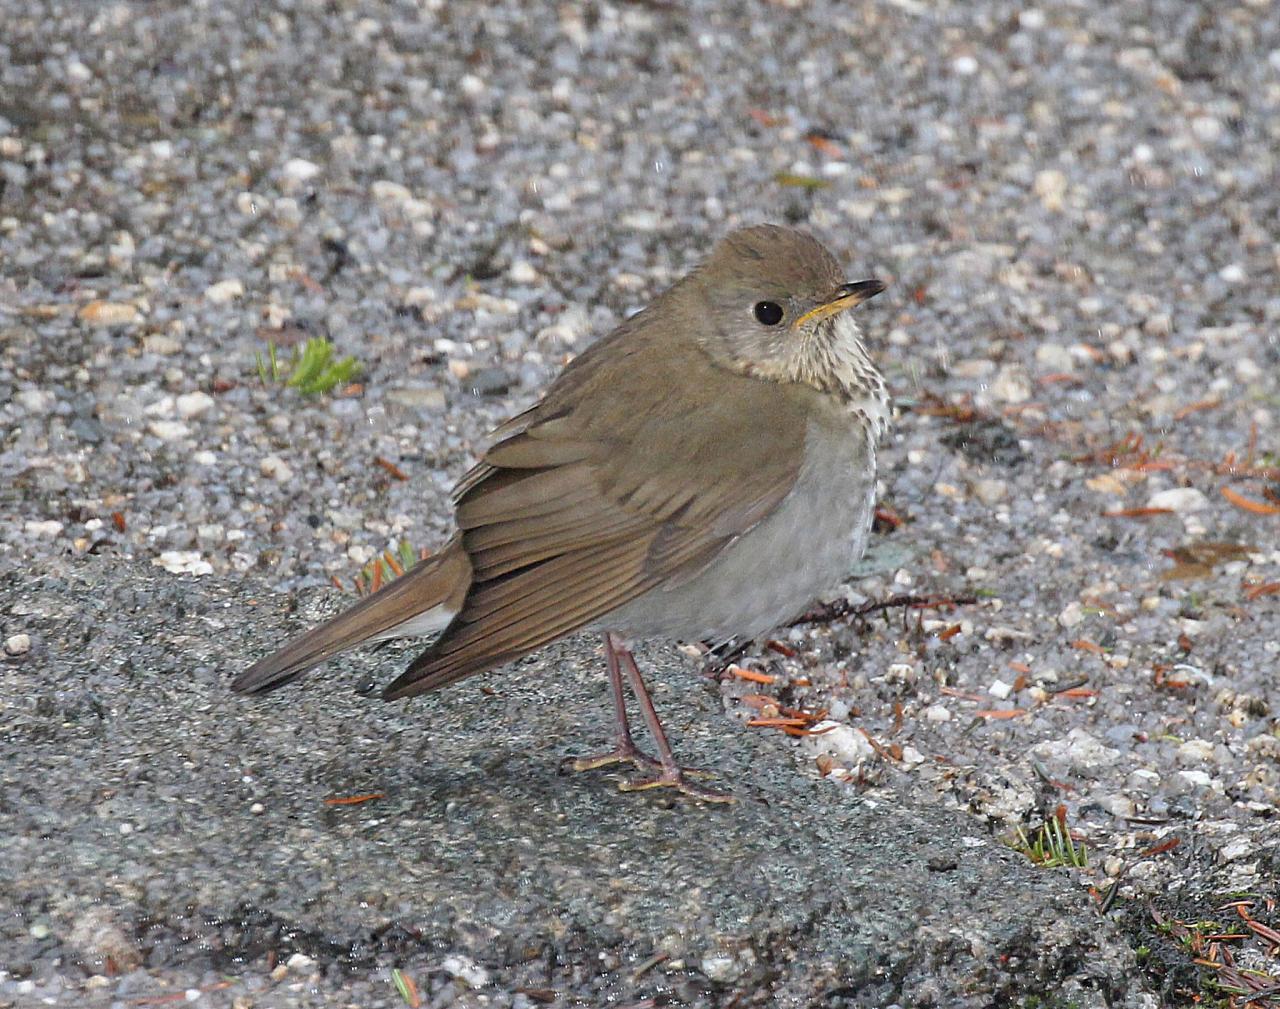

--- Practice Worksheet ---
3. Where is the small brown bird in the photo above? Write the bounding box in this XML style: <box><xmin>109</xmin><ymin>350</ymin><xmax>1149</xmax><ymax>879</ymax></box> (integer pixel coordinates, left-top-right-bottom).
<box><xmin>234</xmin><ymin>224</ymin><xmax>888</xmax><ymax>801</ymax></box>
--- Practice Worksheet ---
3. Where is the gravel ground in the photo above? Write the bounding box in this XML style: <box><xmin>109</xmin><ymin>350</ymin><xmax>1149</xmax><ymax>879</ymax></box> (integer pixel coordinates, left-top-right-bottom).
<box><xmin>1</xmin><ymin>558</ymin><xmax>1155</xmax><ymax>1009</ymax></box>
<box><xmin>2</xmin><ymin>0</ymin><xmax>1279</xmax><ymax>1005</ymax></box>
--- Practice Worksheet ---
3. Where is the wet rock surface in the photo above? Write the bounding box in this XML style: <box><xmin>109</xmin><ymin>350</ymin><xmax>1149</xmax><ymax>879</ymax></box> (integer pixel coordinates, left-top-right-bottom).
<box><xmin>0</xmin><ymin>558</ymin><xmax>1153</xmax><ymax>1006</ymax></box>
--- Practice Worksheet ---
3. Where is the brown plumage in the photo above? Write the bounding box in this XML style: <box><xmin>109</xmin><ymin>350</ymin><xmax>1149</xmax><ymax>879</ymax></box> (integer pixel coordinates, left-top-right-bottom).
<box><xmin>233</xmin><ymin>224</ymin><xmax>888</xmax><ymax>800</ymax></box>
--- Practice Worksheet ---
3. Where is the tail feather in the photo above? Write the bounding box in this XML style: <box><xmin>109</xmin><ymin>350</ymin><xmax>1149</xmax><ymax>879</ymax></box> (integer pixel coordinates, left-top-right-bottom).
<box><xmin>233</xmin><ymin>539</ymin><xmax>471</xmax><ymax>694</ymax></box>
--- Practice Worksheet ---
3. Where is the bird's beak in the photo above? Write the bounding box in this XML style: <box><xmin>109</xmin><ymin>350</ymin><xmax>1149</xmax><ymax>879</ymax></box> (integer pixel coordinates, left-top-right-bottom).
<box><xmin>792</xmin><ymin>279</ymin><xmax>886</xmax><ymax>330</ymax></box>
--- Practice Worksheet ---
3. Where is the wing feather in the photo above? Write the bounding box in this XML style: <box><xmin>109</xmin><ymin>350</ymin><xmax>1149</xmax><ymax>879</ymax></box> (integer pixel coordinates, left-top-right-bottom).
<box><xmin>383</xmin><ymin>323</ymin><xmax>815</xmax><ymax>700</ymax></box>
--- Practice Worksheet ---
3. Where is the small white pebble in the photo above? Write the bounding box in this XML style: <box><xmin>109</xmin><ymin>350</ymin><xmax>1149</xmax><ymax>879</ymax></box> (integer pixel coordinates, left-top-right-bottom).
<box><xmin>885</xmin><ymin>663</ymin><xmax>917</xmax><ymax>684</ymax></box>
<box><xmin>1147</xmin><ymin>487</ymin><xmax>1208</xmax><ymax>513</ymax></box>
<box><xmin>143</xmin><ymin>334</ymin><xmax>181</xmax><ymax>355</ymax></box>
<box><xmin>1142</xmin><ymin>313</ymin><xmax>1171</xmax><ymax>337</ymax></box>
<box><xmin>260</xmin><ymin>455</ymin><xmax>293</xmax><ymax>482</ymax></box>
<box><xmin>508</xmin><ymin>260</ymin><xmax>538</xmax><ymax>284</ymax></box>
<box><xmin>1236</xmin><ymin>358</ymin><xmax>1262</xmax><ymax>382</ymax></box>
<box><xmin>536</xmin><ymin>322</ymin><xmax>578</xmax><ymax>346</ymax></box>
<box><xmin>1219</xmin><ymin>838</ymin><xmax>1253</xmax><ymax>862</ymax></box>
<box><xmin>988</xmin><ymin>678</ymin><xmax>1013</xmax><ymax>700</ymax></box>
<box><xmin>153</xmin><ymin>551</ymin><xmax>213</xmax><ymax>576</ymax></box>
<box><xmin>1219</xmin><ymin>263</ymin><xmax>1246</xmax><ymax>283</ymax></box>
<box><xmin>175</xmin><ymin>391</ymin><xmax>215</xmax><ymax>418</ymax></box>
<box><xmin>371</xmin><ymin>179</ymin><xmax>413</xmax><ymax>203</ymax></box>
<box><xmin>972</xmin><ymin>478</ymin><xmax>1008</xmax><ymax>505</ymax></box>
<box><xmin>347</xmin><ymin>543</ymin><xmax>374</xmax><ymax>565</ymax></box>
<box><xmin>1191</xmin><ymin>116</ymin><xmax>1222</xmax><ymax>143</ymax></box>
<box><xmin>441</xmin><ymin>954</ymin><xmax>489</xmax><ymax>988</ymax></box>
<box><xmin>286</xmin><ymin>952</ymin><xmax>314</xmax><ymax>972</ymax></box>
<box><xmin>1033</xmin><ymin>169</ymin><xmax>1068</xmax><ymax>211</ymax></box>
<box><xmin>24</xmin><ymin>520</ymin><xmax>64</xmax><ymax>538</ymax></box>
<box><xmin>66</xmin><ymin>58</ymin><xmax>93</xmax><ymax>83</ymax></box>
<box><xmin>1058</xmin><ymin>601</ymin><xmax>1085</xmax><ymax>628</ymax></box>
<box><xmin>988</xmin><ymin>364</ymin><xmax>1031</xmax><ymax>404</ymax></box>
<box><xmin>701</xmin><ymin>955</ymin><xmax>737</xmax><ymax>982</ymax></box>
<box><xmin>280</xmin><ymin>157</ymin><xmax>321</xmax><ymax>184</ymax></box>
<box><xmin>349</xmin><ymin>16</ymin><xmax>381</xmax><ymax>42</ymax></box>
<box><xmin>621</xmin><ymin>210</ymin><xmax>662</xmax><ymax>232</ymax></box>
<box><xmin>15</xmin><ymin>389</ymin><xmax>55</xmax><ymax>413</ymax></box>
<box><xmin>145</xmin><ymin>395</ymin><xmax>176</xmax><ymax>417</ymax></box>
<box><xmin>952</xmin><ymin>54</ymin><xmax>979</xmax><ymax>75</ymax></box>
<box><xmin>4</xmin><ymin>633</ymin><xmax>32</xmax><ymax>656</ymax></box>
<box><xmin>204</xmin><ymin>278</ymin><xmax>245</xmax><ymax>304</ymax></box>
<box><xmin>147</xmin><ymin>420</ymin><xmax>190</xmax><ymax>441</ymax></box>
<box><xmin>1177</xmin><ymin>739</ymin><xmax>1215</xmax><ymax>763</ymax></box>
<box><xmin>1108</xmin><ymin>340</ymin><xmax>1134</xmax><ymax>363</ymax></box>
<box><xmin>922</xmin><ymin>704</ymin><xmax>952</xmax><ymax>722</ymax></box>
<box><xmin>402</xmin><ymin>285</ymin><xmax>436</xmax><ymax>307</ymax></box>
<box><xmin>1034</xmin><ymin>342</ymin><xmax>1074</xmax><ymax>372</ymax></box>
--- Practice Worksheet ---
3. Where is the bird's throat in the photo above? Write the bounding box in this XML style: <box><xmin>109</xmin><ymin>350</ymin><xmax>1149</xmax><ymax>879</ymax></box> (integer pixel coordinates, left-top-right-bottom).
<box><xmin>789</xmin><ymin>314</ymin><xmax>890</xmax><ymax>432</ymax></box>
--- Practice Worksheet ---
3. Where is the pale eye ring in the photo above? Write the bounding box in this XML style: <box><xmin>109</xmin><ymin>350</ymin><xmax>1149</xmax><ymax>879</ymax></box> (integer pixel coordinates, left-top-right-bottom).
<box><xmin>753</xmin><ymin>300</ymin><xmax>784</xmax><ymax>326</ymax></box>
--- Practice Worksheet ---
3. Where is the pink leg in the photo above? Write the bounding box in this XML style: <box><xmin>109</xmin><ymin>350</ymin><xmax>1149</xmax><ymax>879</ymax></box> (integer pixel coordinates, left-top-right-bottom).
<box><xmin>613</xmin><ymin>638</ymin><xmax>733</xmax><ymax>803</ymax></box>
<box><xmin>569</xmin><ymin>633</ymin><xmax>661</xmax><ymax>772</ymax></box>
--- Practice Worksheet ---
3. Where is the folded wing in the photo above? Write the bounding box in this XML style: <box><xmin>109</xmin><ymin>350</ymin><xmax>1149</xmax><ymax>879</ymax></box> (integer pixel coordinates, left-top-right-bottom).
<box><xmin>383</xmin><ymin>334</ymin><xmax>810</xmax><ymax>698</ymax></box>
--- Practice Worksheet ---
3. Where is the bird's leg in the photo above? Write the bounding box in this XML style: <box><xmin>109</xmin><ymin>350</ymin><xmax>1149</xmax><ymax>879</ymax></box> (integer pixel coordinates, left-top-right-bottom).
<box><xmin>569</xmin><ymin>633</ymin><xmax>661</xmax><ymax>772</ymax></box>
<box><xmin>699</xmin><ymin>637</ymin><xmax>750</xmax><ymax>680</ymax></box>
<box><xmin>614</xmin><ymin>640</ymin><xmax>734</xmax><ymax>803</ymax></box>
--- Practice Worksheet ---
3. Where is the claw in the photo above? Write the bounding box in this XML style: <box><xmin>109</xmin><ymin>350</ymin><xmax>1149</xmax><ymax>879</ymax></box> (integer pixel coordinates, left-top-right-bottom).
<box><xmin>568</xmin><ymin>743</ymin><xmax>662</xmax><ymax>773</ymax></box>
<box><xmin>617</xmin><ymin>767</ymin><xmax>735</xmax><ymax>803</ymax></box>
<box><xmin>578</xmin><ymin>631</ymin><xmax>736</xmax><ymax>803</ymax></box>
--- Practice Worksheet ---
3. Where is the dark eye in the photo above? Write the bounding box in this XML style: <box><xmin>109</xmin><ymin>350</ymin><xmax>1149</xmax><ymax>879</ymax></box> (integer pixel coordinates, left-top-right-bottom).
<box><xmin>753</xmin><ymin>300</ymin><xmax>784</xmax><ymax>326</ymax></box>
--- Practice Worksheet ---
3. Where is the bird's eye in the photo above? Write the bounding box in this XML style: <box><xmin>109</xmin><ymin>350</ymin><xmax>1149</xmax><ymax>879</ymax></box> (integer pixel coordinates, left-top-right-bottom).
<box><xmin>753</xmin><ymin>301</ymin><xmax>784</xmax><ymax>326</ymax></box>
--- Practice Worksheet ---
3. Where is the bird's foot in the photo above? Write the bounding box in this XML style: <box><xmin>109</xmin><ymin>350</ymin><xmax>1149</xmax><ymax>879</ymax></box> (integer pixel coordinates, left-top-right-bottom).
<box><xmin>567</xmin><ymin>740</ymin><xmax>662</xmax><ymax>773</ymax></box>
<box><xmin>617</xmin><ymin>765</ymin><xmax>734</xmax><ymax>803</ymax></box>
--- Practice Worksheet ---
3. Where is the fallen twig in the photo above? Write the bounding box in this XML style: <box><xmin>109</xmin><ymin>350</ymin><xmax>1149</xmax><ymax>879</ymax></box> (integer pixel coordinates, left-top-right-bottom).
<box><xmin>791</xmin><ymin>593</ymin><xmax>978</xmax><ymax>627</ymax></box>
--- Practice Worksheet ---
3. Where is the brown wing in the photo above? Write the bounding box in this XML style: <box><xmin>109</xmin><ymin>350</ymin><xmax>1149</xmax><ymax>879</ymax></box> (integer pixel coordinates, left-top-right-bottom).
<box><xmin>382</xmin><ymin>330</ymin><xmax>812</xmax><ymax>699</ymax></box>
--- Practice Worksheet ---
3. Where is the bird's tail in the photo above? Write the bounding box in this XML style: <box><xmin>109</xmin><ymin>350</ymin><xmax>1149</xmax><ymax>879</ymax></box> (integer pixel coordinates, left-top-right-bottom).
<box><xmin>231</xmin><ymin>539</ymin><xmax>471</xmax><ymax>694</ymax></box>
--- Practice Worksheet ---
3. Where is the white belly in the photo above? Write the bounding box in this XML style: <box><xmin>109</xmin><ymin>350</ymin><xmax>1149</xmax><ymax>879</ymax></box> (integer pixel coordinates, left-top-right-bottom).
<box><xmin>599</xmin><ymin>407</ymin><xmax>879</xmax><ymax>644</ymax></box>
